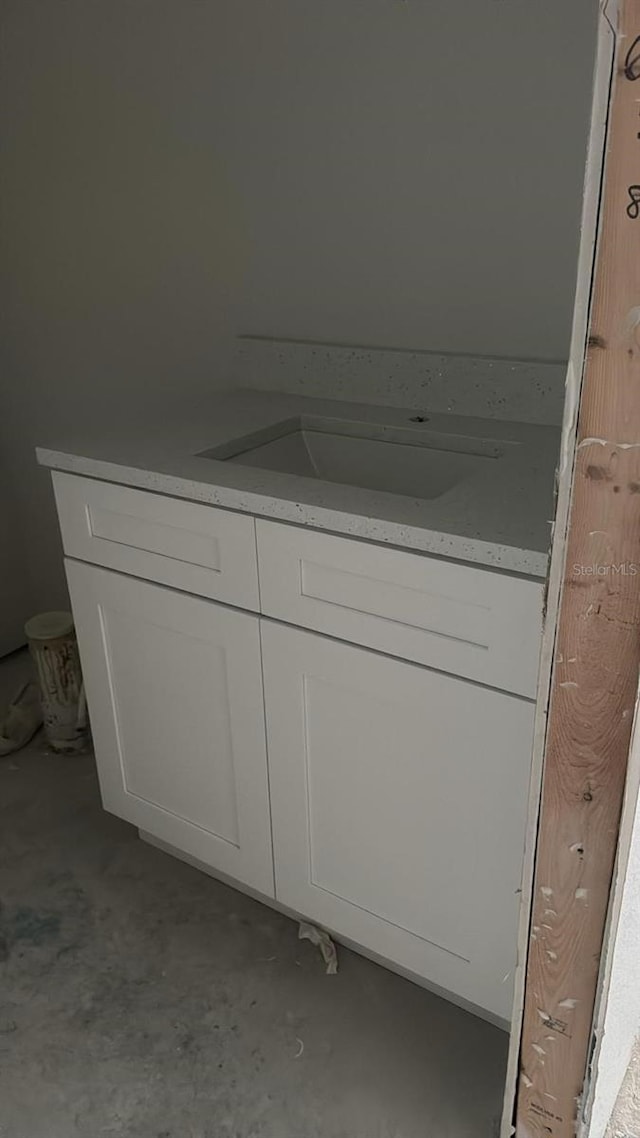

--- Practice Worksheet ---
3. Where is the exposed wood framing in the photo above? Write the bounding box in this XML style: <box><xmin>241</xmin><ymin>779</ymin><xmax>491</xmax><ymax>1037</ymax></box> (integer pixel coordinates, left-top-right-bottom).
<box><xmin>501</xmin><ymin>4</ymin><xmax>618</xmax><ymax>1132</ymax></box>
<box><xmin>511</xmin><ymin>1</ymin><xmax>640</xmax><ymax>1133</ymax></box>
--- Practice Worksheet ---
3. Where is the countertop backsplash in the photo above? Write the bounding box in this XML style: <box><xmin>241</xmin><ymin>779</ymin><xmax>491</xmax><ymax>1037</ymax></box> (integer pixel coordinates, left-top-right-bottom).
<box><xmin>232</xmin><ymin>336</ymin><xmax>567</xmax><ymax>427</ymax></box>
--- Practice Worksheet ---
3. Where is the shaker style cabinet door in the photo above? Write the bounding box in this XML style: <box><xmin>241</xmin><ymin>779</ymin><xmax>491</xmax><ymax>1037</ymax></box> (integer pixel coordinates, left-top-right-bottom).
<box><xmin>66</xmin><ymin>559</ymin><xmax>274</xmax><ymax>897</ymax></box>
<box><xmin>261</xmin><ymin>619</ymin><xmax>535</xmax><ymax>1022</ymax></box>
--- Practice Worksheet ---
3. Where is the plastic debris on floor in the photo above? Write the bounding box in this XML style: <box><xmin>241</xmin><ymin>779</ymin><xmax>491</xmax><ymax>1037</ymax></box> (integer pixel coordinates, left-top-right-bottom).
<box><xmin>298</xmin><ymin>921</ymin><xmax>339</xmax><ymax>974</ymax></box>
<box><xmin>0</xmin><ymin>683</ymin><xmax>42</xmax><ymax>757</ymax></box>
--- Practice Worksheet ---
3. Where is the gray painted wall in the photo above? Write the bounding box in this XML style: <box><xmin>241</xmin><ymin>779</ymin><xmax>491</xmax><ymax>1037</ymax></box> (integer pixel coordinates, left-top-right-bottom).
<box><xmin>227</xmin><ymin>0</ymin><xmax>599</xmax><ymax>361</ymax></box>
<box><xmin>0</xmin><ymin>463</ymin><xmax>31</xmax><ymax>655</ymax></box>
<box><xmin>1</xmin><ymin>0</ymin><xmax>245</xmax><ymax>609</ymax></box>
<box><xmin>0</xmin><ymin>0</ymin><xmax>598</xmax><ymax>610</ymax></box>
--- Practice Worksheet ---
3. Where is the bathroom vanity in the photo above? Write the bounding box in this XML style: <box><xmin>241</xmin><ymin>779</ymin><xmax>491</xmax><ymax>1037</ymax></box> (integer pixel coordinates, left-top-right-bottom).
<box><xmin>38</xmin><ymin>389</ymin><xmax>558</xmax><ymax>1027</ymax></box>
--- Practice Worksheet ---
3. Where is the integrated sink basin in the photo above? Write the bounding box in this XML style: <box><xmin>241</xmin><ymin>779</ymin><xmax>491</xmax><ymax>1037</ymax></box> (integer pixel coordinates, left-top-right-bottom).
<box><xmin>200</xmin><ymin>416</ymin><xmax>507</xmax><ymax>500</ymax></box>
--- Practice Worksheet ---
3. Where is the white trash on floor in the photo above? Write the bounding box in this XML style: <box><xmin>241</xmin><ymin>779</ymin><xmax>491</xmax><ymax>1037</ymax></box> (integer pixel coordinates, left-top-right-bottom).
<box><xmin>0</xmin><ymin>681</ymin><xmax>42</xmax><ymax>757</ymax></box>
<box><xmin>298</xmin><ymin>921</ymin><xmax>339</xmax><ymax>975</ymax></box>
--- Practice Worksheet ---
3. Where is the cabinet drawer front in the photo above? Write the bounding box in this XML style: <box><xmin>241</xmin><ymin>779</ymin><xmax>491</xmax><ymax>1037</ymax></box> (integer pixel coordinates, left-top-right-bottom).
<box><xmin>53</xmin><ymin>471</ymin><xmax>259</xmax><ymax>609</ymax></box>
<box><xmin>256</xmin><ymin>520</ymin><xmax>542</xmax><ymax>697</ymax></box>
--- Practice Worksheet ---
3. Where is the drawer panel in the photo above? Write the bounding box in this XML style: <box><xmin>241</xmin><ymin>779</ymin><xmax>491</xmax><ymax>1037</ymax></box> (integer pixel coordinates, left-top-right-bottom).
<box><xmin>53</xmin><ymin>471</ymin><xmax>259</xmax><ymax>610</ymax></box>
<box><xmin>256</xmin><ymin>520</ymin><xmax>543</xmax><ymax>697</ymax></box>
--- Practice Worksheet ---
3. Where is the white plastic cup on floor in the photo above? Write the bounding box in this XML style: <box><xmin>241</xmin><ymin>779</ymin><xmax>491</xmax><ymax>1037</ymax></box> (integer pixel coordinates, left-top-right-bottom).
<box><xmin>24</xmin><ymin>612</ymin><xmax>89</xmax><ymax>753</ymax></box>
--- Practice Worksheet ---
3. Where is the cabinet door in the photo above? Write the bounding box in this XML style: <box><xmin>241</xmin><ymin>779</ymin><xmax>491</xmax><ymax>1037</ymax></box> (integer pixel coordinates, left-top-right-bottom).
<box><xmin>261</xmin><ymin>620</ymin><xmax>534</xmax><ymax>1021</ymax></box>
<box><xmin>66</xmin><ymin>559</ymin><xmax>274</xmax><ymax>897</ymax></box>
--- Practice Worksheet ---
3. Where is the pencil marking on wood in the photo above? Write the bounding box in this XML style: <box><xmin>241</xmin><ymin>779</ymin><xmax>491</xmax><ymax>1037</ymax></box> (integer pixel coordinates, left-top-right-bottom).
<box><xmin>623</xmin><ymin>32</ymin><xmax>640</xmax><ymax>78</ymax></box>
<box><xmin>626</xmin><ymin>185</ymin><xmax>640</xmax><ymax>218</ymax></box>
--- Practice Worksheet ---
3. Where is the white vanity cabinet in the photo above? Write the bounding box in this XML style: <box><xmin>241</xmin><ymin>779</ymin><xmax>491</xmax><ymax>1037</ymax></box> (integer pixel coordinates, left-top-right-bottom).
<box><xmin>52</xmin><ymin>470</ymin><xmax>543</xmax><ymax>1024</ymax></box>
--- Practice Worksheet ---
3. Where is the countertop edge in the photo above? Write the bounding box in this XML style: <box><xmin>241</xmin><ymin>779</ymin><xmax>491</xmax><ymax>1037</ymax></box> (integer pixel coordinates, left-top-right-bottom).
<box><xmin>37</xmin><ymin>446</ymin><xmax>550</xmax><ymax>580</ymax></box>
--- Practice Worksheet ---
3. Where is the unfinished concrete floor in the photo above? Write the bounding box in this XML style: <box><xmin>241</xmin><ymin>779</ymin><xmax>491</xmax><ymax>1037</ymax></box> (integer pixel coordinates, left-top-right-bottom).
<box><xmin>0</xmin><ymin>648</ymin><xmax>507</xmax><ymax>1138</ymax></box>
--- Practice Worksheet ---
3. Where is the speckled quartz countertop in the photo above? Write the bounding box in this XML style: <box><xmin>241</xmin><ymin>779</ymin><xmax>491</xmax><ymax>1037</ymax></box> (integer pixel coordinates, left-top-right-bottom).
<box><xmin>36</xmin><ymin>388</ymin><xmax>560</xmax><ymax>578</ymax></box>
